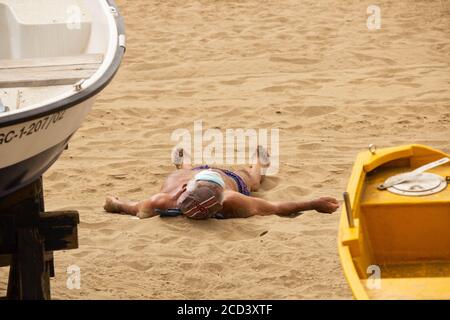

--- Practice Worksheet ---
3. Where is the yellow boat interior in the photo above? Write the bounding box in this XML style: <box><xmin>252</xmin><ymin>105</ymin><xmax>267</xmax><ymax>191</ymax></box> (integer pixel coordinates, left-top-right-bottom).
<box><xmin>339</xmin><ymin>144</ymin><xmax>450</xmax><ymax>299</ymax></box>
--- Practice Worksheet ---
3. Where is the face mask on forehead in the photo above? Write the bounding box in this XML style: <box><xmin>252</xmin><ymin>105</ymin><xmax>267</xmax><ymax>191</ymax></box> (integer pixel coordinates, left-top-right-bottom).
<box><xmin>186</xmin><ymin>179</ymin><xmax>197</xmax><ymax>192</ymax></box>
<box><xmin>194</xmin><ymin>170</ymin><xmax>225</xmax><ymax>188</ymax></box>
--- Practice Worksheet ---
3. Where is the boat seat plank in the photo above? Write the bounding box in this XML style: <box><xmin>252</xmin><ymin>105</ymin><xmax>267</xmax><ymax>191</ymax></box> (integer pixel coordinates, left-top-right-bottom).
<box><xmin>0</xmin><ymin>54</ymin><xmax>103</xmax><ymax>88</ymax></box>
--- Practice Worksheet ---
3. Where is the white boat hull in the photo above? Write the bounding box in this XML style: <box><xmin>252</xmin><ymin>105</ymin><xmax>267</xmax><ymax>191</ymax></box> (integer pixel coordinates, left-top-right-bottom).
<box><xmin>0</xmin><ymin>0</ymin><xmax>125</xmax><ymax>198</ymax></box>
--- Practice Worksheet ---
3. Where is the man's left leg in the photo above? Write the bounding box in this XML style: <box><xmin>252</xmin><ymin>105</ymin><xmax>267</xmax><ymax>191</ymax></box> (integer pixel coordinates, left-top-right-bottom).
<box><xmin>236</xmin><ymin>146</ymin><xmax>270</xmax><ymax>192</ymax></box>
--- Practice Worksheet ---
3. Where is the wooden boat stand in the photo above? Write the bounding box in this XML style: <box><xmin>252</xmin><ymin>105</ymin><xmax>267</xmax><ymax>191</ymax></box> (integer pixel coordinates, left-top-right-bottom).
<box><xmin>0</xmin><ymin>177</ymin><xmax>79</xmax><ymax>300</ymax></box>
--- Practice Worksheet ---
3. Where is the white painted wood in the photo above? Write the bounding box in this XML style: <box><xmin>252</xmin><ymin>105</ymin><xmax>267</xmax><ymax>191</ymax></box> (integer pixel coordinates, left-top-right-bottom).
<box><xmin>1</xmin><ymin>86</ymin><xmax>72</xmax><ymax>111</ymax></box>
<box><xmin>0</xmin><ymin>54</ymin><xmax>103</xmax><ymax>69</ymax></box>
<box><xmin>0</xmin><ymin>54</ymin><xmax>103</xmax><ymax>88</ymax></box>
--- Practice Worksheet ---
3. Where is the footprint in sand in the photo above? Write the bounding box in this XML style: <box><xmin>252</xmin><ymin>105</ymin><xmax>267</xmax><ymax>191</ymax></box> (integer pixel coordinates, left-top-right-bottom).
<box><xmin>72</xmin><ymin>250</ymin><xmax>94</xmax><ymax>258</ymax></box>
<box><xmin>301</xmin><ymin>106</ymin><xmax>337</xmax><ymax>117</ymax></box>
<box><xmin>301</xmin><ymin>228</ymin><xmax>336</xmax><ymax>237</ymax></box>
<box><xmin>259</xmin><ymin>176</ymin><xmax>281</xmax><ymax>191</ymax></box>
<box><xmin>129</xmin><ymin>245</ymin><xmax>147</xmax><ymax>251</ymax></box>
<box><xmin>269</xmin><ymin>56</ymin><xmax>321</xmax><ymax>65</ymax></box>
<box><xmin>220</xmin><ymin>78</ymin><xmax>247</xmax><ymax>85</ymax></box>
<box><xmin>125</xmin><ymin>261</ymin><xmax>154</xmax><ymax>272</ymax></box>
<box><xmin>297</xmin><ymin>142</ymin><xmax>323</xmax><ymax>150</ymax></box>
<box><xmin>282</xmin><ymin>185</ymin><xmax>312</xmax><ymax>196</ymax></box>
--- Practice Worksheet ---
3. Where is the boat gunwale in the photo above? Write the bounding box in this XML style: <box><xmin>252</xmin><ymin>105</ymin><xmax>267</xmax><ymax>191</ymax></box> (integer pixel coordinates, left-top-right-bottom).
<box><xmin>338</xmin><ymin>148</ymin><xmax>370</xmax><ymax>299</ymax></box>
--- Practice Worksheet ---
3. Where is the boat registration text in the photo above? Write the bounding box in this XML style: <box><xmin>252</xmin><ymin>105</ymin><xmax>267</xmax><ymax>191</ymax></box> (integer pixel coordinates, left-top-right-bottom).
<box><xmin>0</xmin><ymin>110</ymin><xmax>66</xmax><ymax>145</ymax></box>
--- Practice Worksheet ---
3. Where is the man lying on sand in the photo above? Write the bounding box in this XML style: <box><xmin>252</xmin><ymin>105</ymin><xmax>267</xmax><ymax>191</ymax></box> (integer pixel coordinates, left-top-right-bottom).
<box><xmin>104</xmin><ymin>146</ymin><xmax>339</xmax><ymax>219</ymax></box>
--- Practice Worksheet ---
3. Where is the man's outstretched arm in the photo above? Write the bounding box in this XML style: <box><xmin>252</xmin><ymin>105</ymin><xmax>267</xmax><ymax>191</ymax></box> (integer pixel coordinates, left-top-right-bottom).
<box><xmin>221</xmin><ymin>191</ymin><xmax>339</xmax><ymax>219</ymax></box>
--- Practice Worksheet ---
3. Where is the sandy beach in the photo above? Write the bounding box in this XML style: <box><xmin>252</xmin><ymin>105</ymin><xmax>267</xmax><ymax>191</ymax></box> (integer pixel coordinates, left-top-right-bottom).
<box><xmin>1</xmin><ymin>0</ymin><xmax>450</xmax><ymax>299</ymax></box>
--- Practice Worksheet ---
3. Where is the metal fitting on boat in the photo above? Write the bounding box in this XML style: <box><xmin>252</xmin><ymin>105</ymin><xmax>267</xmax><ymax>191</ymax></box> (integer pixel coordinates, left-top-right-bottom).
<box><xmin>343</xmin><ymin>192</ymin><xmax>355</xmax><ymax>228</ymax></box>
<box><xmin>119</xmin><ymin>34</ymin><xmax>127</xmax><ymax>50</ymax></box>
<box><xmin>74</xmin><ymin>79</ymin><xmax>85</xmax><ymax>92</ymax></box>
<box><xmin>110</xmin><ymin>6</ymin><xmax>119</xmax><ymax>17</ymax></box>
<box><xmin>368</xmin><ymin>144</ymin><xmax>377</xmax><ymax>155</ymax></box>
<box><xmin>0</xmin><ymin>98</ymin><xmax>8</xmax><ymax>113</ymax></box>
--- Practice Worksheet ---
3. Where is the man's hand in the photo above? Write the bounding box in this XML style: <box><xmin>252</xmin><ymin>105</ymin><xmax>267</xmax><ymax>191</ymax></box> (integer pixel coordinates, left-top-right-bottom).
<box><xmin>312</xmin><ymin>197</ymin><xmax>339</xmax><ymax>214</ymax></box>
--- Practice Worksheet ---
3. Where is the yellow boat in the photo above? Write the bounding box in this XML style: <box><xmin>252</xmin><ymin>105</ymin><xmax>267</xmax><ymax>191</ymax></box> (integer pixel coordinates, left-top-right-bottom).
<box><xmin>338</xmin><ymin>144</ymin><xmax>450</xmax><ymax>300</ymax></box>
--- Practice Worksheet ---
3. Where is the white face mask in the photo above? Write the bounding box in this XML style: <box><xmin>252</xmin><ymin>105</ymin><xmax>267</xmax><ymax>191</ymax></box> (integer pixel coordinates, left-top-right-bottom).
<box><xmin>186</xmin><ymin>179</ymin><xmax>197</xmax><ymax>192</ymax></box>
<box><xmin>184</xmin><ymin>179</ymin><xmax>224</xmax><ymax>205</ymax></box>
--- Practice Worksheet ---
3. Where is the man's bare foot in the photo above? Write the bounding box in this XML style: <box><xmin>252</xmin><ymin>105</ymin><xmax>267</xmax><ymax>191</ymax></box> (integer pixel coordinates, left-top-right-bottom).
<box><xmin>104</xmin><ymin>196</ymin><xmax>122</xmax><ymax>213</ymax></box>
<box><xmin>312</xmin><ymin>197</ymin><xmax>340</xmax><ymax>214</ymax></box>
<box><xmin>254</xmin><ymin>145</ymin><xmax>271</xmax><ymax>168</ymax></box>
<box><xmin>172</xmin><ymin>147</ymin><xmax>184</xmax><ymax>169</ymax></box>
<box><xmin>171</xmin><ymin>147</ymin><xmax>192</xmax><ymax>169</ymax></box>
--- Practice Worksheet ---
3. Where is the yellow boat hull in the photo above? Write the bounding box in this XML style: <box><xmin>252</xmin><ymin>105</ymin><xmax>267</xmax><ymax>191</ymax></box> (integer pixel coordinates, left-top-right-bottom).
<box><xmin>338</xmin><ymin>144</ymin><xmax>450</xmax><ymax>300</ymax></box>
